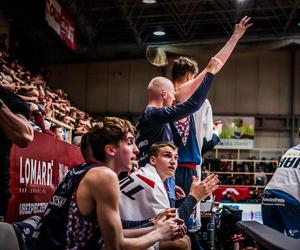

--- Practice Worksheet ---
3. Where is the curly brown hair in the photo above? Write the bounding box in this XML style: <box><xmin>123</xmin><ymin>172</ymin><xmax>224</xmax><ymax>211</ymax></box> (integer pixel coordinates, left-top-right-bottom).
<box><xmin>171</xmin><ymin>56</ymin><xmax>198</xmax><ymax>81</ymax></box>
<box><xmin>87</xmin><ymin>117</ymin><xmax>136</xmax><ymax>163</ymax></box>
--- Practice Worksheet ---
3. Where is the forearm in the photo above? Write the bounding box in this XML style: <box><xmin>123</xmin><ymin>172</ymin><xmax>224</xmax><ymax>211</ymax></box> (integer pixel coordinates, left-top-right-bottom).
<box><xmin>123</xmin><ymin>225</ymin><xmax>155</xmax><ymax>238</ymax></box>
<box><xmin>122</xmin><ymin>229</ymin><xmax>162</xmax><ymax>250</ymax></box>
<box><xmin>0</xmin><ymin>104</ymin><xmax>34</xmax><ymax>147</ymax></box>
<box><xmin>177</xmin><ymin>195</ymin><xmax>197</xmax><ymax>221</ymax></box>
<box><xmin>17</xmin><ymin>94</ymin><xmax>36</xmax><ymax>102</ymax></box>
<box><xmin>214</xmin><ymin>34</ymin><xmax>239</xmax><ymax>64</ymax></box>
<box><xmin>175</xmin><ymin>70</ymin><xmax>207</xmax><ymax>103</ymax></box>
<box><xmin>201</xmin><ymin>134</ymin><xmax>220</xmax><ymax>155</ymax></box>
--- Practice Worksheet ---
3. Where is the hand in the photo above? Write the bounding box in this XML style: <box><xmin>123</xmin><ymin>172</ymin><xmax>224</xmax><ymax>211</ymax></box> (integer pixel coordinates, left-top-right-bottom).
<box><xmin>174</xmin><ymin>224</ymin><xmax>187</xmax><ymax>240</ymax></box>
<box><xmin>213</xmin><ymin>120</ymin><xmax>222</xmax><ymax>126</ymax></box>
<box><xmin>232</xmin><ymin>16</ymin><xmax>253</xmax><ymax>40</ymax></box>
<box><xmin>206</xmin><ymin>57</ymin><xmax>224</xmax><ymax>75</ymax></box>
<box><xmin>175</xmin><ymin>185</ymin><xmax>186</xmax><ymax>200</ymax></box>
<box><xmin>213</xmin><ymin>122</ymin><xmax>223</xmax><ymax>135</ymax></box>
<box><xmin>189</xmin><ymin>174</ymin><xmax>219</xmax><ymax>202</ymax></box>
<box><xmin>155</xmin><ymin>217</ymin><xmax>183</xmax><ymax>241</ymax></box>
<box><xmin>151</xmin><ymin>208</ymin><xmax>176</xmax><ymax>226</ymax></box>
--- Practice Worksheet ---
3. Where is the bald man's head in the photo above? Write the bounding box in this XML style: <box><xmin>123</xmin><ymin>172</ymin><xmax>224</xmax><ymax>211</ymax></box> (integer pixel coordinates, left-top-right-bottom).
<box><xmin>147</xmin><ymin>77</ymin><xmax>175</xmax><ymax>106</ymax></box>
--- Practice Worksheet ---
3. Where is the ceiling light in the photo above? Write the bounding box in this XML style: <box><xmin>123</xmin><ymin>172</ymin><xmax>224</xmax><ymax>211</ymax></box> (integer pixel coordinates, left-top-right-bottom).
<box><xmin>153</xmin><ymin>26</ymin><xmax>165</xmax><ymax>36</ymax></box>
<box><xmin>298</xmin><ymin>21</ymin><xmax>300</xmax><ymax>27</ymax></box>
<box><xmin>142</xmin><ymin>0</ymin><xmax>156</xmax><ymax>4</ymax></box>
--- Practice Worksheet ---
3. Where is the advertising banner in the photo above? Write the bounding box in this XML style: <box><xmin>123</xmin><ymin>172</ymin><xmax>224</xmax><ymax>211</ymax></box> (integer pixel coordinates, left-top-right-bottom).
<box><xmin>213</xmin><ymin>185</ymin><xmax>250</xmax><ymax>202</ymax></box>
<box><xmin>214</xmin><ymin>116</ymin><xmax>255</xmax><ymax>149</ymax></box>
<box><xmin>6</xmin><ymin>132</ymin><xmax>84</xmax><ymax>222</ymax></box>
<box><xmin>45</xmin><ymin>0</ymin><xmax>76</xmax><ymax>50</ymax></box>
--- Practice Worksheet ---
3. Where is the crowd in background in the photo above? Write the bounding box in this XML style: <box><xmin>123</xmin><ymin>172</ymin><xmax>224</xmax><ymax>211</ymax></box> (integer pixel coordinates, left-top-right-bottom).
<box><xmin>0</xmin><ymin>36</ymin><xmax>279</xmax><ymax>187</ymax></box>
<box><xmin>202</xmin><ymin>155</ymin><xmax>278</xmax><ymax>186</ymax></box>
<box><xmin>0</xmin><ymin>38</ymin><xmax>98</xmax><ymax>145</ymax></box>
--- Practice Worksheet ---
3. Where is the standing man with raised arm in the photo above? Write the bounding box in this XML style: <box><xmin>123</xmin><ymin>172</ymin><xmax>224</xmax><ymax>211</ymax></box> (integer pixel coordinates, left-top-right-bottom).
<box><xmin>136</xmin><ymin>60</ymin><xmax>221</xmax><ymax>207</ymax></box>
<box><xmin>136</xmin><ymin>17</ymin><xmax>252</xmax><ymax>209</ymax></box>
<box><xmin>170</xmin><ymin>17</ymin><xmax>252</xmax><ymax>225</ymax></box>
<box><xmin>0</xmin><ymin>85</ymin><xmax>34</xmax><ymax>221</ymax></box>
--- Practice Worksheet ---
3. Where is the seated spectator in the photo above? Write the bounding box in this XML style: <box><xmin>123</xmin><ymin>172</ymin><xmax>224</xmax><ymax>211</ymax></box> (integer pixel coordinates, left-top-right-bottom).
<box><xmin>50</xmin><ymin>125</ymin><xmax>64</xmax><ymax>141</ymax></box>
<box><xmin>255</xmin><ymin>166</ymin><xmax>267</xmax><ymax>186</ymax></box>
<box><xmin>17</xmin><ymin>87</ymin><xmax>53</xmax><ymax>135</ymax></box>
<box><xmin>221</xmin><ymin>192</ymin><xmax>236</xmax><ymax>203</ymax></box>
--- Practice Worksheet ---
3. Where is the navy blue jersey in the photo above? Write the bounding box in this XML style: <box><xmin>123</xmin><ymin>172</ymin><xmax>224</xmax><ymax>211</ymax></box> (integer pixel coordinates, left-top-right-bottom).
<box><xmin>136</xmin><ymin>72</ymin><xmax>215</xmax><ymax>166</ymax></box>
<box><xmin>30</xmin><ymin>163</ymin><xmax>102</xmax><ymax>250</ymax></box>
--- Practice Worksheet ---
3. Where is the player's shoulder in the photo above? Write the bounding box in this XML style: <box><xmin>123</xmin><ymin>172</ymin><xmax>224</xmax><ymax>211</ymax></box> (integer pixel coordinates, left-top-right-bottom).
<box><xmin>84</xmin><ymin>166</ymin><xmax>118</xmax><ymax>186</ymax></box>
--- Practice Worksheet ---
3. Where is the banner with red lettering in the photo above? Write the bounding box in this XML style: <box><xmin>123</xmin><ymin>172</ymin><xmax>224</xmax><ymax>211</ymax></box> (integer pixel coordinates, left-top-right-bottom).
<box><xmin>213</xmin><ymin>185</ymin><xmax>250</xmax><ymax>202</ymax></box>
<box><xmin>45</xmin><ymin>0</ymin><xmax>76</xmax><ymax>50</ymax></box>
<box><xmin>6</xmin><ymin>132</ymin><xmax>84</xmax><ymax>222</ymax></box>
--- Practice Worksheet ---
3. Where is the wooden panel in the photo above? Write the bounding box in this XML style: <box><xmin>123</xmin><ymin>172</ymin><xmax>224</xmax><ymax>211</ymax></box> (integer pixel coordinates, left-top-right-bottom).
<box><xmin>129</xmin><ymin>60</ymin><xmax>161</xmax><ymax>113</ymax></box>
<box><xmin>212</xmin><ymin>58</ymin><xmax>237</xmax><ymax>113</ymax></box>
<box><xmin>63</xmin><ymin>64</ymin><xmax>87</xmax><ymax>108</ymax></box>
<box><xmin>107</xmin><ymin>61</ymin><xmax>130</xmax><ymax>112</ymax></box>
<box><xmin>255</xmin><ymin>131</ymin><xmax>290</xmax><ymax>148</ymax></box>
<box><xmin>234</xmin><ymin>53</ymin><xmax>258</xmax><ymax>113</ymax></box>
<box><xmin>278</xmin><ymin>53</ymin><xmax>290</xmax><ymax>115</ymax></box>
<box><xmin>257</xmin><ymin>52</ymin><xmax>283</xmax><ymax>114</ymax></box>
<box><xmin>86</xmin><ymin>63</ymin><xmax>109</xmax><ymax>113</ymax></box>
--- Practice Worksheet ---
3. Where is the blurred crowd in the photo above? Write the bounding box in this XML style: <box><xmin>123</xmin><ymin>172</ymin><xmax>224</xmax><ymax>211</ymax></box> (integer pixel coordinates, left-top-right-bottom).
<box><xmin>0</xmin><ymin>41</ymin><xmax>98</xmax><ymax>145</ymax></box>
<box><xmin>202</xmin><ymin>154</ymin><xmax>278</xmax><ymax>186</ymax></box>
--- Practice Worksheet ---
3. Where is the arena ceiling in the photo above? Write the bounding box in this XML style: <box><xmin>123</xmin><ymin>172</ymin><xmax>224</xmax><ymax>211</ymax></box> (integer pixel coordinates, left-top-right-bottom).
<box><xmin>2</xmin><ymin>0</ymin><xmax>300</xmax><ymax>62</ymax></box>
<box><xmin>72</xmin><ymin>0</ymin><xmax>300</xmax><ymax>46</ymax></box>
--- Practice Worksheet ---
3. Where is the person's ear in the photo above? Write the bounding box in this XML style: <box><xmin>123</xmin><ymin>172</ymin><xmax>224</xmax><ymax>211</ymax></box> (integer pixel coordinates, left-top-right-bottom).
<box><xmin>104</xmin><ymin>144</ymin><xmax>116</xmax><ymax>158</ymax></box>
<box><xmin>149</xmin><ymin>155</ymin><xmax>157</xmax><ymax>165</ymax></box>
<box><xmin>161</xmin><ymin>90</ymin><xmax>168</xmax><ymax>100</ymax></box>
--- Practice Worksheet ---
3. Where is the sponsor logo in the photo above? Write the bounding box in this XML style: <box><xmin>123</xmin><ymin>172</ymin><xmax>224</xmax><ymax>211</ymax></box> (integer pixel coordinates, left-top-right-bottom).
<box><xmin>19</xmin><ymin>157</ymin><xmax>53</xmax><ymax>186</ymax></box>
<box><xmin>49</xmin><ymin>195</ymin><xmax>67</xmax><ymax>207</ymax></box>
<box><xmin>19</xmin><ymin>202</ymin><xmax>48</xmax><ymax>215</ymax></box>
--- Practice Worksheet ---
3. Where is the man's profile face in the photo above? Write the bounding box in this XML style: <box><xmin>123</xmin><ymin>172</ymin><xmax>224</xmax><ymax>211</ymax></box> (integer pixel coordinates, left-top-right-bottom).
<box><xmin>114</xmin><ymin>132</ymin><xmax>139</xmax><ymax>172</ymax></box>
<box><xmin>151</xmin><ymin>146</ymin><xmax>178</xmax><ymax>180</ymax></box>
<box><xmin>163</xmin><ymin>84</ymin><xmax>175</xmax><ymax>107</ymax></box>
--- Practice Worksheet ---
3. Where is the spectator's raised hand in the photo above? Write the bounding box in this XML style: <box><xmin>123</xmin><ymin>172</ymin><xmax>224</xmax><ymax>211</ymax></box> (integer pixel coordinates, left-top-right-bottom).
<box><xmin>214</xmin><ymin>120</ymin><xmax>223</xmax><ymax>135</ymax></box>
<box><xmin>233</xmin><ymin>16</ymin><xmax>253</xmax><ymax>40</ymax></box>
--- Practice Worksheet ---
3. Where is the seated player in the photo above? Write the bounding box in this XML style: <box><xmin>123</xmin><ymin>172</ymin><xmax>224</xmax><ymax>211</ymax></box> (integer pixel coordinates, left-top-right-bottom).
<box><xmin>31</xmin><ymin>117</ymin><xmax>184</xmax><ymax>250</ymax></box>
<box><xmin>119</xmin><ymin>142</ymin><xmax>219</xmax><ymax>249</ymax></box>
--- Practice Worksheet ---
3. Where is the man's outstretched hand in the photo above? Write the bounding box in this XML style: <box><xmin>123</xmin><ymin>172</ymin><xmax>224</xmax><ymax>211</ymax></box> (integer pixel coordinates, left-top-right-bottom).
<box><xmin>233</xmin><ymin>16</ymin><xmax>253</xmax><ymax>40</ymax></box>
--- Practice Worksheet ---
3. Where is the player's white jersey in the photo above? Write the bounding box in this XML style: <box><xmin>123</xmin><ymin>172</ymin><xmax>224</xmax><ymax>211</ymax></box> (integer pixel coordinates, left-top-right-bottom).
<box><xmin>265</xmin><ymin>144</ymin><xmax>300</xmax><ymax>203</ymax></box>
<box><xmin>119</xmin><ymin>164</ymin><xmax>170</xmax><ymax>221</ymax></box>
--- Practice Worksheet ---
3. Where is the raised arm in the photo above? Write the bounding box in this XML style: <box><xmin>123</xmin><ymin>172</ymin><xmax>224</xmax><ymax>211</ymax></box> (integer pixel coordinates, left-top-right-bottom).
<box><xmin>88</xmin><ymin>168</ymin><xmax>180</xmax><ymax>249</ymax></box>
<box><xmin>0</xmin><ymin>99</ymin><xmax>34</xmax><ymax>147</ymax></box>
<box><xmin>177</xmin><ymin>174</ymin><xmax>219</xmax><ymax>221</ymax></box>
<box><xmin>175</xmin><ymin>16</ymin><xmax>252</xmax><ymax>102</ymax></box>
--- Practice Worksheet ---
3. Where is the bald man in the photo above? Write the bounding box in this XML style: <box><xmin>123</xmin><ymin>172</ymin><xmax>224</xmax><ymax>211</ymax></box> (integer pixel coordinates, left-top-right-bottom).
<box><xmin>136</xmin><ymin>59</ymin><xmax>222</xmax><ymax>207</ymax></box>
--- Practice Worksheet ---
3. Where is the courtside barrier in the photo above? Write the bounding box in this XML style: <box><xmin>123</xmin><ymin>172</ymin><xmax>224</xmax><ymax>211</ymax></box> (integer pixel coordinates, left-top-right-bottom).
<box><xmin>6</xmin><ymin>131</ymin><xmax>84</xmax><ymax>222</ymax></box>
